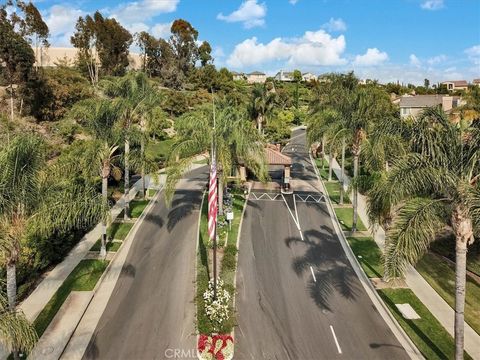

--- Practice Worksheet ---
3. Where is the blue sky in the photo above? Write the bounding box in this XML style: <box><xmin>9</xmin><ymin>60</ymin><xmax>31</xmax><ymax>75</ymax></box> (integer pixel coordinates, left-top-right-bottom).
<box><xmin>33</xmin><ymin>0</ymin><xmax>480</xmax><ymax>84</ymax></box>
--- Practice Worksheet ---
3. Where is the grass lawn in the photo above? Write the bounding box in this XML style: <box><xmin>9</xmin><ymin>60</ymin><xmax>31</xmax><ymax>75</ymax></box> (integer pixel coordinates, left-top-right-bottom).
<box><xmin>325</xmin><ymin>181</ymin><xmax>350</xmax><ymax>205</ymax></box>
<box><xmin>90</xmin><ymin>239</ymin><xmax>121</xmax><ymax>252</ymax></box>
<box><xmin>416</xmin><ymin>252</ymin><xmax>480</xmax><ymax>335</ymax></box>
<box><xmin>129</xmin><ymin>199</ymin><xmax>149</xmax><ymax>218</ymax></box>
<box><xmin>193</xmin><ymin>158</ymin><xmax>208</xmax><ymax>165</ymax></box>
<box><xmin>147</xmin><ymin>189</ymin><xmax>157</xmax><ymax>197</ymax></box>
<box><xmin>346</xmin><ymin>237</ymin><xmax>383</xmax><ymax>278</ymax></box>
<box><xmin>315</xmin><ymin>158</ymin><xmax>333</xmax><ymax>180</ymax></box>
<box><xmin>33</xmin><ymin>259</ymin><xmax>108</xmax><ymax>337</ymax></box>
<box><xmin>146</xmin><ymin>139</ymin><xmax>174</xmax><ymax>163</ymax></box>
<box><xmin>379</xmin><ymin>289</ymin><xmax>472</xmax><ymax>360</ymax></box>
<box><xmin>108</xmin><ymin>222</ymin><xmax>134</xmax><ymax>240</ymax></box>
<box><xmin>430</xmin><ymin>235</ymin><xmax>480</xmax><ymax>276</ymax></box>
<box><xmin>334</xmin><ymin>207</ymin><xmax>367</xmax><ymax>231</ymax></box>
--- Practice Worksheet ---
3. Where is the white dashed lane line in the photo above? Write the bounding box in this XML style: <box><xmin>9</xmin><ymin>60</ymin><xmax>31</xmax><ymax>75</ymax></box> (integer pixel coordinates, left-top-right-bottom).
<box><xmin>309</xmin><ymin>266</ymin><xmax>317</xmax><ymax>282</ymax></box>
<box><xmin>330</xmin><ymin>325</ymin><xmax>342</xmax><ymax>354</ymax></box>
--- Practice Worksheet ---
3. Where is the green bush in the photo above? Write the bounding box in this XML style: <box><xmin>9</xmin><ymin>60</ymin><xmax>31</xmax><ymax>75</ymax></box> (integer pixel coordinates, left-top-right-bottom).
<box><xmin>221</xmin><ymin>244</ymin><xmax>237</xmax><ymax>272</ymax></box>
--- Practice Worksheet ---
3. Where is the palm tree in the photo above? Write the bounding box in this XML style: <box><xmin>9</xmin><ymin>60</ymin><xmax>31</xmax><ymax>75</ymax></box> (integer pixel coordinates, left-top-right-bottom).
<box><xmin>165</xmin><ymin>103</ymin><xmax>268</xmax><ymax>205</ymax></box>
<box><xmin>0</xmin><ymin>287</ymin><xmax>37</xmax><ymax>354</ymax></box>
<box><xmin>70</xmin><ymin>99</ymin><xmax>122</xmax><ymax>256</ymax></box>
<box><xmin>368</xmin><ymin>108</ymin><xmax>480</xmax><ymax>359</ymax></box>
<box><xmin>249</xmin><ymin>83</ymin><xmax>277</xmax><ymax>134</ymax></box>
<box><xmin>0</xmin><ymin>134</ymin><xmax>104</xmax><ymax>315</ymax></box>
<box><xmin>310</xmin><ymin>81</ymin><xmax>394</xmax><ymax>232</ymax></box>
<box><xmin>101</xmin><ymin>72</ymin><xmax>159</xmax><ymax>219</ymax></box>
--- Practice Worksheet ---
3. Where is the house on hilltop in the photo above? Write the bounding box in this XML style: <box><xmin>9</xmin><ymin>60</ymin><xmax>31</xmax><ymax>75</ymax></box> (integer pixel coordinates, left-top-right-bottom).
<box><xmin>399</xmin><ymin>95</ymin><xmax>463</xmax><ymax>118</ymax></box>
<box><xmin>245</xmin><ymin>71</ymin><xmax>266</xmax><ymax>84</ymax></box>
<box><xmin>441</xmin><ymin>80</ymin><xmax>468</xmax><ymax>91</ymax></box>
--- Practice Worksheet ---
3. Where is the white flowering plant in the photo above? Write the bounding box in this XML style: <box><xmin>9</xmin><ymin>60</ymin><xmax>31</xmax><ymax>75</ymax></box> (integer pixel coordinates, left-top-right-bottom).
<box><xmin>203</xmin><ymin>278</ymin><xmax>230</xmax><ymax>330</ymax></box>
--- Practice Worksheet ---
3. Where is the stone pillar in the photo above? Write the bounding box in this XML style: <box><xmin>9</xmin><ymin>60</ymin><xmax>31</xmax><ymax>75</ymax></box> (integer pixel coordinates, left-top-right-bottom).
<box><xmin>240</xmin><ymin>166</ymin><xmax>247</xmax><ymax>181</ymax></box>
<box><xmin>284</xmin><ymin>165</ymin><xmax>291</xmax><ymax>179</ymax></box>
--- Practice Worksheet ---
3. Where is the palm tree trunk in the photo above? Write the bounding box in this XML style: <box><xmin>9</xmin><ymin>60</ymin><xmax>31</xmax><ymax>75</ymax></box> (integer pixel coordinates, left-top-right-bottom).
<box><xmin>328</xmin><ymin>155</ymin><xmax>334</xmax><ymax>181</ymax></box>
<box><xmin>10</xmin><ymin>84</ymin><xmax>14</xmax><ymax>125</ymax></box>
<box><xmin>124</xmin><ymin>139</ymin><xmax>130</xmax><ymax>220</ymax></box>
<box><xmin>141</xmin><ymin>138</ymin><xmax>146</xmax><ymax>199</ymax></box>
<box><xmin>257</xmin><ymin>114</ymin><xmax>263</xmax><ymax>134</ymax></box>
<box><xmin>321</xmin><ymin>135</ymin><xmax>326</xmax><ymax>170</ymax></box>
<box><xmin>101</xmin><ymin>174</ymin><xmax>108</xmax><ymax>257</ymax></box>
<box><xmin>339</xmin><ymin>137</ymin><xmax>346</xmax><ymax>205</ymax></box>
<box><xmin>6</xmin><ymin>262</ymin><xmax>16</xmax><ymax>311</ymax></box>
<box><xmin>452</xmin><ymin>206</ymin><xmax>473</xmax><ymax>360</ymax></box>
<box><xmin>352</xmin><ymin>152</ymin><xmax>359</xmax><ymax>233</ymax></box>
<box><xmin>455</xmin><ymin>242</ymin><xmax>467</xmax><ymax>360</ymax></box>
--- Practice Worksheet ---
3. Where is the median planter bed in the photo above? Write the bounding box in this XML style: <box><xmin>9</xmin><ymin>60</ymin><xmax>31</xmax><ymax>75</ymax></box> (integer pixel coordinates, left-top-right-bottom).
<box><xmin>196</xmin><ymin>185</ymin><xmax>247</xmax><ymax>360</ymax></box>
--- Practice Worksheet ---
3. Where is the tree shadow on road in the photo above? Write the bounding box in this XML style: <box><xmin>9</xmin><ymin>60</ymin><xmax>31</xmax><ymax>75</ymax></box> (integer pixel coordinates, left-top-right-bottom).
<box><xmin>167</xmin><ymin>189</ymin><xmax>203</xmax><ymax>231</ymax></box>
<box><xmin>286</xmin><ymin>229</ymin><xmax>360</xmax><ymax>311</ymax></box>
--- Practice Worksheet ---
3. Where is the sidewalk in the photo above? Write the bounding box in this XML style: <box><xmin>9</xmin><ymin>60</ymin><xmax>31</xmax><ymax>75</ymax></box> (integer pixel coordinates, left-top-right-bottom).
<box><xmin>326</xmin><ymin>155</ymin><xmax>480</xmax><ymax>359</ymax></box>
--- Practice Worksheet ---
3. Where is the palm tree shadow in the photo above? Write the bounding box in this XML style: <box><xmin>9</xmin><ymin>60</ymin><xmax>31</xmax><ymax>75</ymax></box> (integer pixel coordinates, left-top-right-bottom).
<box><xmin>167</xmin><ymin>189</ymin><xmax>202</xmax><ymax>231</ymax></box>
<box><xmin>287</xmin><ymin>229</ymin><xmax>360</xmax><ymax>310</ymax></box>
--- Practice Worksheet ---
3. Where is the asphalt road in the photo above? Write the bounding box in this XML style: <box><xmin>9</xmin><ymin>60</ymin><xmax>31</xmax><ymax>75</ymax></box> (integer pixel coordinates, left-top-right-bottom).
<box><xmin>83</xmin><ymin>167</ymin><xmax>208</xmax><ymax>360</ymax></box>
<box><xmin>235</xmin><ymin>129</ymin><xmax>409</xmax><ymax>360</ymax></box>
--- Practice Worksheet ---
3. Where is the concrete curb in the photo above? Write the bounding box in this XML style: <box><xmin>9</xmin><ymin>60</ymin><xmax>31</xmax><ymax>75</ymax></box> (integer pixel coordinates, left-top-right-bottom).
<box><xmin>308</xmin><ymin>152</ymin><xmax>423</xmax><ymax>360</ymax></box>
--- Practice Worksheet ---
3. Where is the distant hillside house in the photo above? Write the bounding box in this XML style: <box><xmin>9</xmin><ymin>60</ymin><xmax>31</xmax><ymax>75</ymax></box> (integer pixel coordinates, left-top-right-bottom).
<box><xmin>473</xmin><ymin>79</ymin><xmax>480</xmax><ymax>86</ymax></box>
<box><xmin>245</xmin><ymin>71</ymin><xmax>266</xmax><ymax>84</ymax></box>
<box><xmin>441</xmin><ymin>80</ymin><xmax>468</xmax><ymax>91</ymax></box>
<box><xmin>399</xmin><ymin>95</ymin><xmax>462</xmax><ymax>118</ymax></box>
<box><xmin>231</xmin><ymin>71</ymin><xmax>245</xmax><ymax>81</ymax></box>
<box><xmin>302</xmin><ymin>72</ymin><xmax>317</xmax><ymax>82</ymax></box>
<box><xmin>31</xmin><ymin>46</ymin><xmax>142</xmax><ymax>70</ymax></box>
<box><xmin>274</xmin><ymin>70</ymin><xmax>294</xmax><ymax>82</ymax></box>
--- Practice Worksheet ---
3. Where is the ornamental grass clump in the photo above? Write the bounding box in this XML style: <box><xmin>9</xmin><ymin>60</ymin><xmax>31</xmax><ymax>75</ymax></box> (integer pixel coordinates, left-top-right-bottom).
<box><xmin>203</xmin><ymin>278</ymin><xmax>230</xmax><ymax>330</ymax></box>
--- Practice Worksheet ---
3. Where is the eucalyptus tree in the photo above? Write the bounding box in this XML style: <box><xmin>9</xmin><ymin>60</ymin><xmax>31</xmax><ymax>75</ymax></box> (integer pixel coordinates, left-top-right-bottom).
<box><xmin>70</xmin><ymin>99</ymin><xmax>122</xmax><ymax>256</ymax></box>
<box><xmin>0</xmin><ymin>134</ymin><xmax>104</xmax><ymax>311</ymax></box>
<box><xmin>165</xmin><ymin>104</ymin><xmax>268</xmax><ymax>207</ymax></box>
<box><xmin>368</xmin><ymin>108</ymin><xmax>480</xmax><ymax>359</ymax></box>
<box><xmin>101</xmin><ymin>72</ymin><xmax>159</xmax><ymax>218</ymax></box>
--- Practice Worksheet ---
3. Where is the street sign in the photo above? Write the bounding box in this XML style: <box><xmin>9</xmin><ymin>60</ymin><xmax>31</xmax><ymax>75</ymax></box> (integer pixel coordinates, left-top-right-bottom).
<box><xmin>226</xmin><ymin>211</ymin><xmax>234</xmax><ymax>220</ymax></box>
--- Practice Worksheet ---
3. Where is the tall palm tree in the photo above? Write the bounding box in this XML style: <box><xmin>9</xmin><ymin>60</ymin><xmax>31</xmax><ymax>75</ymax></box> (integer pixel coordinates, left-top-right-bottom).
<box><xmin>368</xmin><ymin>108</ymin><xmax>480</xmax><ymax>359</ymax></box>
<box><xmin>0</xmin><ymin>134</ymin><xmax>104</xmax><ymax>312</ymax></box>
<box><xmin>70</xmin><ymin>99</ymin><xmax>122</xmax><ymax>256</ymax></box>
<box><xmin>0</xmin><ymin>287</ymin><xmax>37</xmax><ymax>354</ymax></box>
<box><xmin>249</xmin><ymin>83</ymin><xmax>277</xmax><ymax>134</ymax></box>
<box><xmin>101</xmin><ymin>72</ymin><xmax>159</xmax><ymax>219</ymax></box>
<box><xmin>310</xmin><ymin>82</ymin><xmax>394</xmax><ymax>231</ymax></box>
<box><xmin>165</xmin><ymin>103</ymin><xmax>268</xmax><ymax>204</ymax></box>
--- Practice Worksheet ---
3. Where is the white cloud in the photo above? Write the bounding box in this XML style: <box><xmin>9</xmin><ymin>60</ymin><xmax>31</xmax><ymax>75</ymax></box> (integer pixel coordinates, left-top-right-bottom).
<box><xmin>125</xmin><ymin>22</ymin><xmax>150</xmax><ymax>35</ymax></box>
<box><xmin>427</xmin><ymin>54</ymin><xmax>447</xmax><ymax>65</ymax></box>
<box><xmin>465</xmin><ymin>44</ymin><xmax>480</xmax><ymax>65</ymax></box>
<box><xmin>321</xmin><ymin>18</ymin><xmax>347</xmax><ymax>32</ymax></box>
<box><xmin>43</xmin><ymin>5</ymin><xmax>85</xmax><ymax>46</ymax></box>
<box><xmin>353</xmin><ymin>48</ymin><xmax>389</xmax><ymax>66</ymax></box>
<box><xmin>151</xmin><ymin>22</ymin><xmax>172</xmax><ymax>38</ymax></box>
<box><xmin>421</xmin><ymin>0</ymin><xmax>444</xmax><ymax>10</ymax></box>
<box><xmin>409</xmin><ymin>54</ymin><xmax>421</xmax><ymax>67</ymax></box>
<box><xmin>289</xmin><ymin>0</ymin><xmax>299</xmax><ymax>4</ymax></box>
<box><xmin>217</xmin><ymin>0</ymin><xmax>267</xmax><ymax>29</ymax></box>
<box><xmin>111</xmin><ymin>0</ymin><xmax>179</xmax><ymax>24</ymax></box>
<box><xmin>213</xmin><ymin>46</ymin><xmax>225</xmax><ymax>58</ymax></box>
<box><xmin>227</xmin><ymin>29</ymin><xmax>347</xmax><ymax>68</ymax></box>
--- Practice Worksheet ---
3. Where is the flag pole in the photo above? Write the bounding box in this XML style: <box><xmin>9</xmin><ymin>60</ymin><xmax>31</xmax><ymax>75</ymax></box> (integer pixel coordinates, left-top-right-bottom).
<box><xmin>212</xmin><ymin>88</ymin><xmax>217</xmax><ymax>300</ymax></box>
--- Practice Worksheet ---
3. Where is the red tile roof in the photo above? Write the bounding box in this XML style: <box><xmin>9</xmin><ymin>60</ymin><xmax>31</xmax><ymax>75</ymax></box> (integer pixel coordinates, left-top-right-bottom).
<box><xmin>265</xmin><ymin>147</ymin><xmax>292</xmax><ymax>165</ymax></box>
